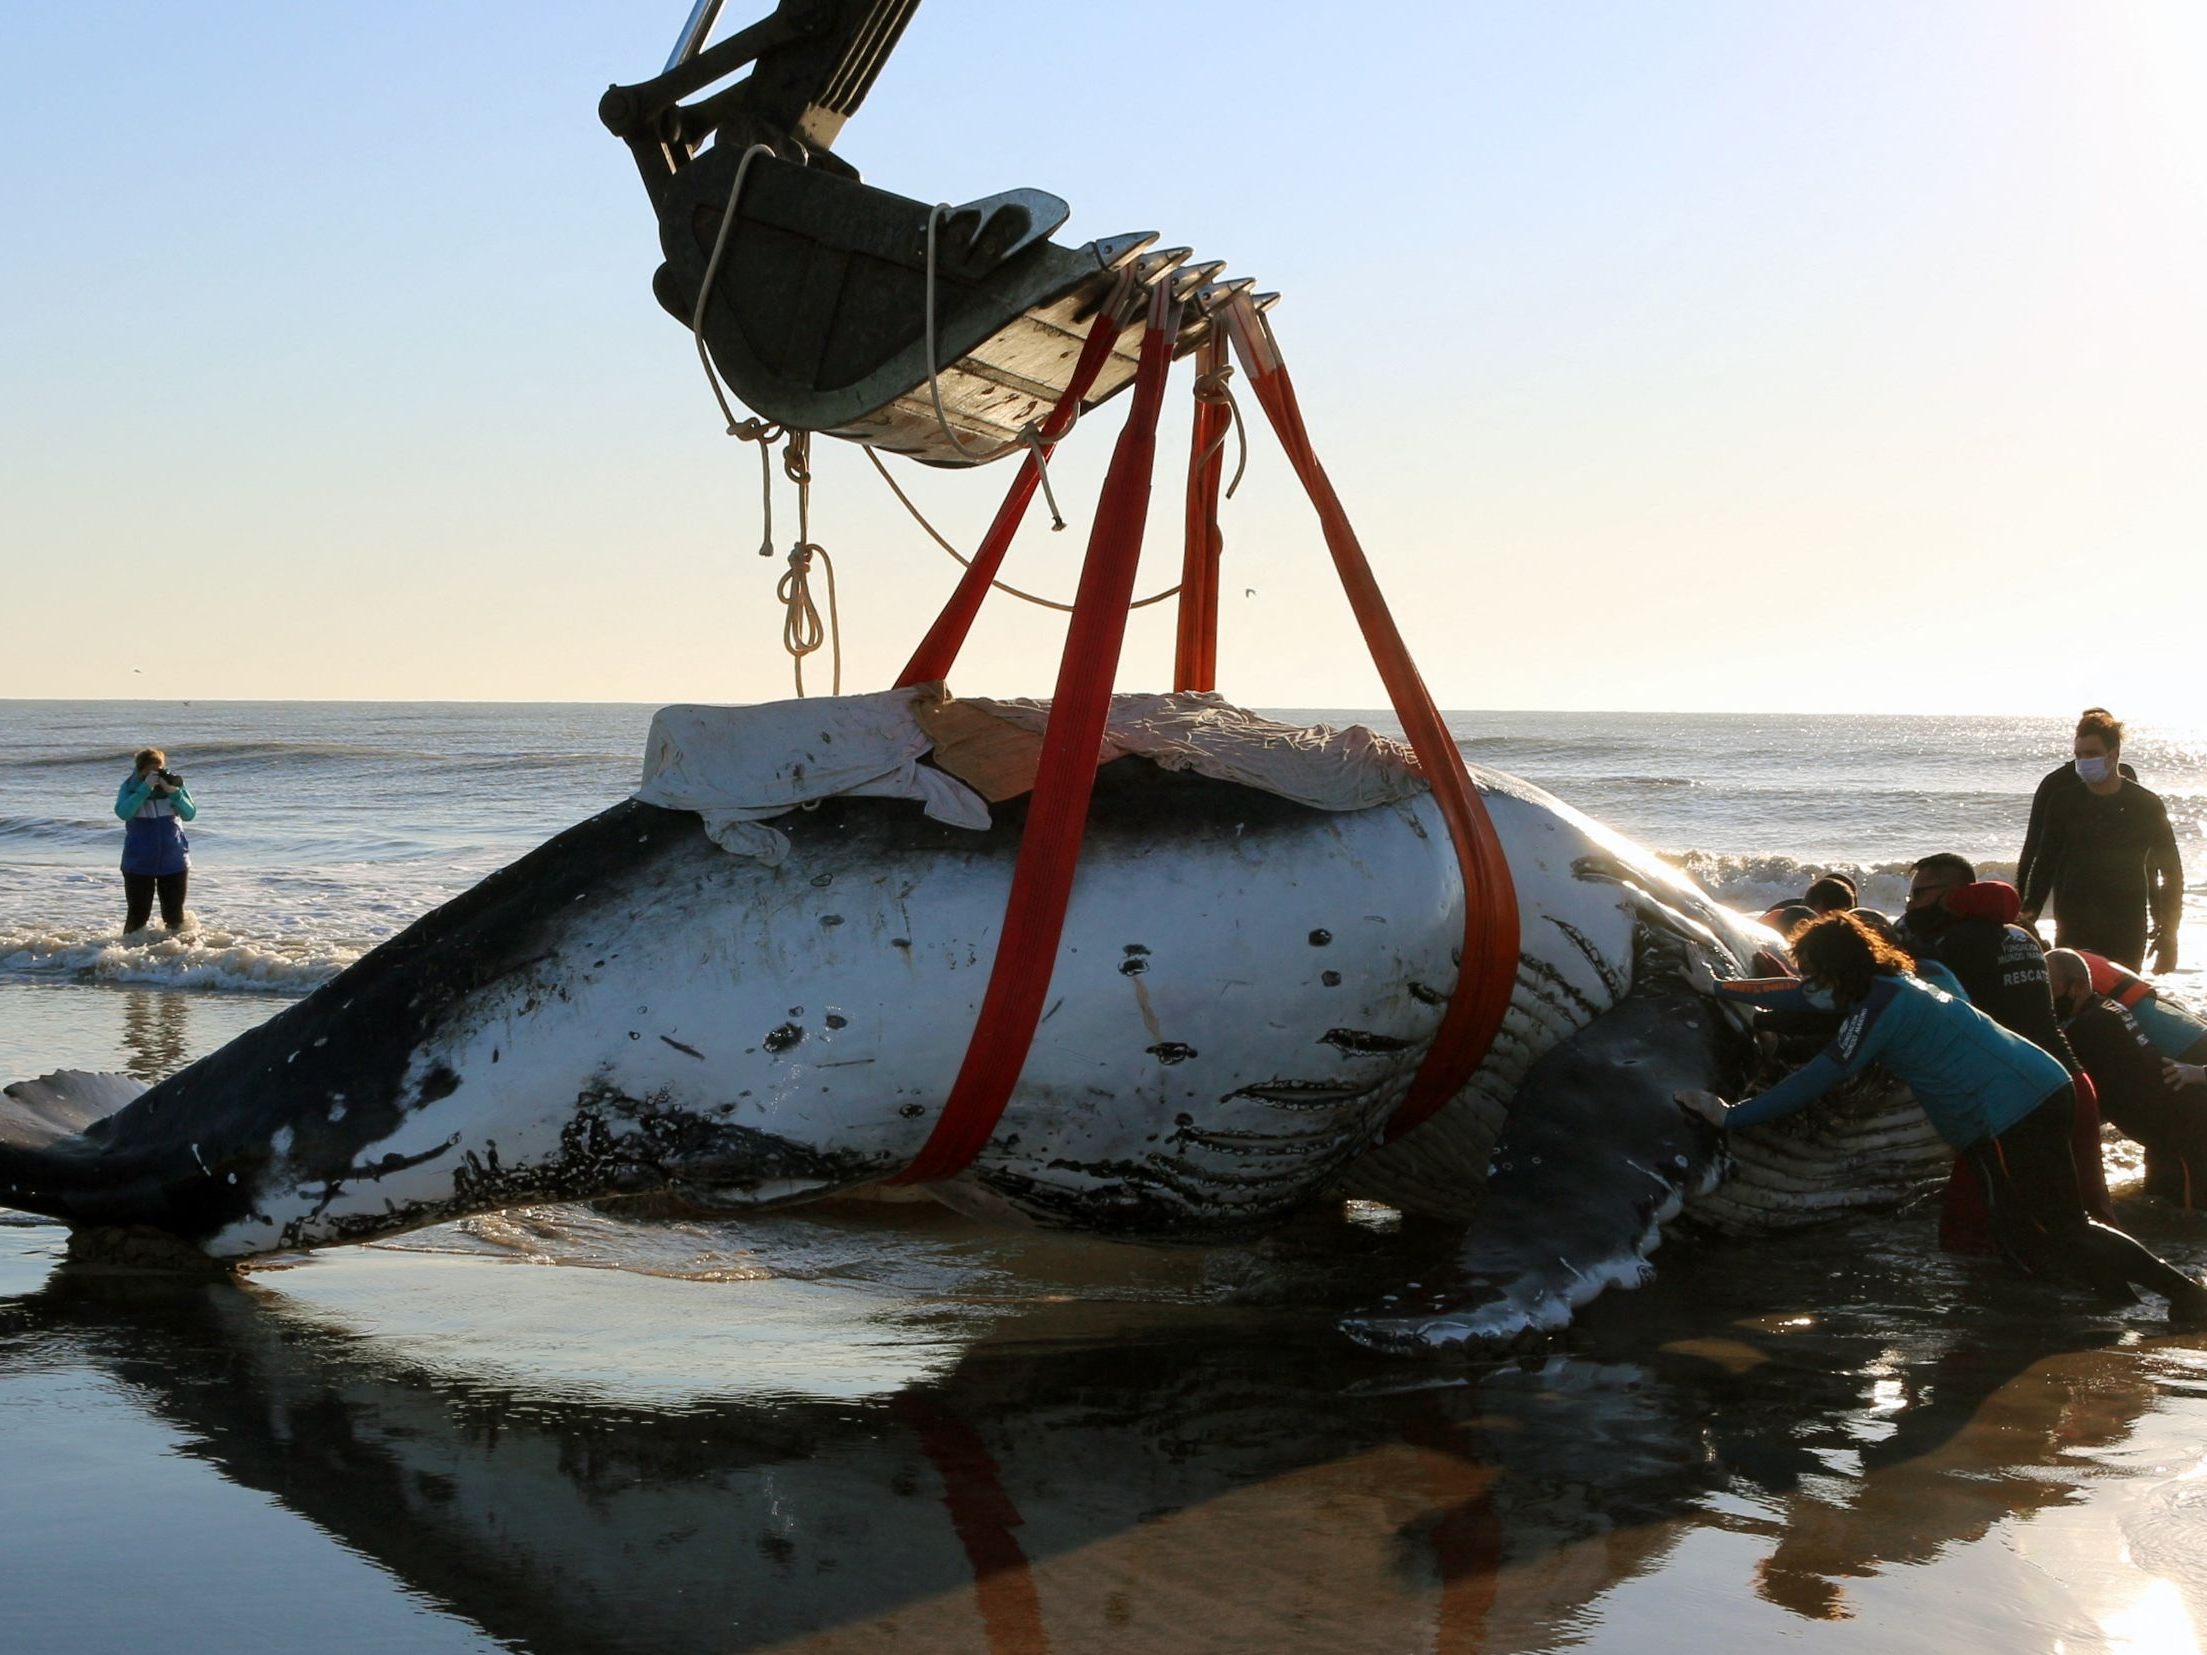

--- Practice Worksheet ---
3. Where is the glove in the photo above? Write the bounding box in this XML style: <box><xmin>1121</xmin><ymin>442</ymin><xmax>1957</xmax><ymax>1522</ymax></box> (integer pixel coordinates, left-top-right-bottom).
<box><xmin>2165</xmin><ymin>1060</ymin><xmax>2207</xmax><ymax>1091</ymax></box>
<box><xmin>1675</xmin><ymin>1089</ymin><xmax>1732</xmax><ymax>1127</ymax></box>
<box><xmin>1683</xmin><ymin>951</ymin><xmax>1720</xmax><ymax>997</ymax></box>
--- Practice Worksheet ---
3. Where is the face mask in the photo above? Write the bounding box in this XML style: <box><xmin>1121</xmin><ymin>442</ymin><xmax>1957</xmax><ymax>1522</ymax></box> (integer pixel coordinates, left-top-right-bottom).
<box><xmin>1801</xmin><ymin>985</ymin><xmax>1837</xmax><ymax>1012</ymax></box>
<box><xmin>2075</xmin><ymin>755</ymin><xmax>2112</xmax><ymax>785</ymax></box>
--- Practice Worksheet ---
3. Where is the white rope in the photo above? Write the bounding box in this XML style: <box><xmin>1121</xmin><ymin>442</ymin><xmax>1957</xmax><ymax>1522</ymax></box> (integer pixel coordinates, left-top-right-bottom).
<box><xmin>725</xmin><ymin>420</ymin><xmax>780</xmax><ymax>557</ymax></box>
<box><xmin>684</xmin><ymin>140</ymin><xmax>789</xmax><ymax>558</ymax></box>
<box><xmin>690</xmin><ymin>142</ymin><xmax>777</xmax><ymax>437</ymax></box>
<box><xmin>679</xmin><ymin>141</ymin><xmax>843</xmax><ymax>691</ymax></box>
<box><xmin>862</xmin><ymin>444</ymin><xmax>1185</xmax><ymax>614</ymax></box>
<box><xmin>1193</xmin><ymin>359</ymin><xmax>1250</xmax><ymax>499</ymax></box>
<box><xmin>776</xmin><ymin>432</ymin><xmax>842</xmax><ymax>696</ymax></box>
<box><xmin>778</xmin><ymin>542</ymin><xmax>840</xmax><ymax>695</ymax></box>
<box><xmin>921</xmin><ymin>204</ymin><xmax>1075</xmax><ymax>531</ymax></box>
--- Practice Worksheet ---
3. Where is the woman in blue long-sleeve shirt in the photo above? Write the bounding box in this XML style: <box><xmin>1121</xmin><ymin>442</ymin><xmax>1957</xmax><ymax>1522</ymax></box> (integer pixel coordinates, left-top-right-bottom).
<box><xmin>115</xmin><ymin>745</ymin><xmax>196</xmax><ymax>932</ymax></box>
<box><xmin>1682</xmin><ymin>911</ymin><xmax>2207</xmax><ymax>1322</ymax></box>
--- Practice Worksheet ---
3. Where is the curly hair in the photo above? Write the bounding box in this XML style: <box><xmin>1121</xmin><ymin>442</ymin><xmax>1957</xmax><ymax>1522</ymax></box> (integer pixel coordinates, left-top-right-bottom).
<box><xmin>1791</xmin><ymin>911</ymin><xmax>1913</xmax><ymax>1006</ymax></box>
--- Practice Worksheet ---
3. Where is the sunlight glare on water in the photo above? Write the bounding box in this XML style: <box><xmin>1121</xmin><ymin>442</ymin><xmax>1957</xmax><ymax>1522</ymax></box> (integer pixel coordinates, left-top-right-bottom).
<box><xmin>2099</xmin><ymin>1578</ymin><xmax>2198</xmax><ymax>1655</ymax></box>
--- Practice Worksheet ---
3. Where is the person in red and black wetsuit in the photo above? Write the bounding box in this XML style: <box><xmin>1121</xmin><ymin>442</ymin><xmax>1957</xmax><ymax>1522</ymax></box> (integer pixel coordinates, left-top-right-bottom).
<box><xmin>2016</xmin><ymin>708</ymin><xmax>2183</xmax><ymax>972</ymax></box>
<box><xmin>2072</xmin><ymin>948</ymin><xmax>2207</xmax><ymax>1063</ymax></box>
<box><xmin>2048</xmin><ymin>949</ymin><xmax>2207</xmax><ymax>1208</ymax></box>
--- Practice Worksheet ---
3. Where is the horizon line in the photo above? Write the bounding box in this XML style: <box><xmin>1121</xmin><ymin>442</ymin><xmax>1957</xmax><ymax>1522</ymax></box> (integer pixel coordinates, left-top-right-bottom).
<box><xmin>0</xmin><ymin>695</ymin><xmax>2107</xmax><ymax>722</ymax></box>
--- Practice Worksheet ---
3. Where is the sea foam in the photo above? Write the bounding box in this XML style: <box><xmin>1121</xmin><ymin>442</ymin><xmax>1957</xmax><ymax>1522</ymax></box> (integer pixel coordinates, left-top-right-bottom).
<box><xmin>0</xmin><ymin>922</ymin><xmax>357</xmax><ymax>993</ymax></box>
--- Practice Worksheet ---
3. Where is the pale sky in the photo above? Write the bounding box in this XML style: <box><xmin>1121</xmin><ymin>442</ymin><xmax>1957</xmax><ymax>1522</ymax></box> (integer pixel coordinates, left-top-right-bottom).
<box><xmin>4</xmin><ymin>2</ymin><xmax>2203</xmax><ymax>715</ymax></box>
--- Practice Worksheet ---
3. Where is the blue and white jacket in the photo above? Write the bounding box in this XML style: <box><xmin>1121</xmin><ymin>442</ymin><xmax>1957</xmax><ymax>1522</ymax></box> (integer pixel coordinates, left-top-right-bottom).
<box><xmin>116</xmin><ymin>773</ymin><xmax>196</xmax><ymax>876</ymax></box>
<box><xmin>1716</xmin><ymin>970</ymin><xmax>2067</xmax><ymax>1149</ymax></box>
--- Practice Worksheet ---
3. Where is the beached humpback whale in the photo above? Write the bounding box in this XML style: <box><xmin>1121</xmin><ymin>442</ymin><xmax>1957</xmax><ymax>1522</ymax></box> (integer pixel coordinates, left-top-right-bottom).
<box><xmin>0</xmin><ymin>695</ymin><xmax>1947</xmax><ymax>1353</ymax></box>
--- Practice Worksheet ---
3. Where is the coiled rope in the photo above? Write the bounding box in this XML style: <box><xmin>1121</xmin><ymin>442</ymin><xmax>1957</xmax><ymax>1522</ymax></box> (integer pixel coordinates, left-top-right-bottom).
<box><xmin>684</xmin><ymin>141</ymin><xmax>841</xmax><ymax>694</ymax></box>
<box><xmin>776</xmin><ymin>432</ymin><xmax>841</xmax><ymax>696</ymax></box>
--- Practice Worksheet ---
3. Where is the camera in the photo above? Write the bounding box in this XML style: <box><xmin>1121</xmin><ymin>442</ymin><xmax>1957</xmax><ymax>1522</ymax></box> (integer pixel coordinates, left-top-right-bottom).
<box><xmin>156</xmin><ymin>769</ymin><xmax>182</xmax><ymax>786</ymax></box>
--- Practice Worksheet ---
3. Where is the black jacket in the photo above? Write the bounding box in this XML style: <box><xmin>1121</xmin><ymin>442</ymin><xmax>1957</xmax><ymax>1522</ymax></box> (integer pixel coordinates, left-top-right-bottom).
<box><xmin>1923</xmin><ymin>914</ymin><xmax>2082</xmax><ymax>1076</ymax></box>
<box><xmin>2015</xmin><ymin>764</ymin><xmax>2181</xmax><ymax>943</ymax></box>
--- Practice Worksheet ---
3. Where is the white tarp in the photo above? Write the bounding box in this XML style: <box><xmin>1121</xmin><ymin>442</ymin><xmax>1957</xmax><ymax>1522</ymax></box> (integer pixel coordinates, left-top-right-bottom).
<box><xmin>632</xmin><ymin>684</ymin><xmax>1426</xmax><ymax>861</ymax></box>
<box><xmin>633</xmin><ymin>684</ymin><xmax>991</xmax><ymax>863</ymax></box>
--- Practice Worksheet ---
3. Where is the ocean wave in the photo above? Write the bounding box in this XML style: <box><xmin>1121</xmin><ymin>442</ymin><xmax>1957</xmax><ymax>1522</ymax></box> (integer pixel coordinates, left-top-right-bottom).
<box><xmin>1667</xmin><ymin>850</ymin><xmax>2022</xmax><ymax>916</ymax></box>
<box><xmin>1454</xmin><ymin>735</ymin><xmax>1643</xmax><ymax>760</ymax></box>
<box><xmin>0</xmin><ymin>815</ymin><xmax>110</xmax><ymax>847</ymax></box>
<box><xmin>0</xmin><ymin>741</ymin><xmax>635</xmax><ymax>776</ymax></box>
<box><xmin>0</xmin><ymin>922</ymin><xmax>356</xmax><ymax>994</ymax></box>
<box><xmin>0</xmin><ymin>740</ymin><xmax>440</xmax><ymax>771</ymax></box>
<box><xmin>407</xmin><ymin>752</ymin><xmax>638</xmax><ymax>780</ymax></box>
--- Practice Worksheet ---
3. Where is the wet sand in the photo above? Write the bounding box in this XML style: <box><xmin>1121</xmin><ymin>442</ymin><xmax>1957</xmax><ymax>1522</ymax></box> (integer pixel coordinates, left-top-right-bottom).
<box><xmin>5</xmin><ymin>991</ymin><xmax>2207</xmax><ymax>1654</ymax></box>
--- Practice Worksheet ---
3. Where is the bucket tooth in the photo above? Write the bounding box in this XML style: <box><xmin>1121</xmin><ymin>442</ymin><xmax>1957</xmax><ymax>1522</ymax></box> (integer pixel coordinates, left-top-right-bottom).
<box><xmin>1170</xmin><ymin>259</ymin><xmax>1228</xmax><ymax>301</ymax></box>
<box><xmin>1194</xmin><ymin>277</ymin><xmax>1258</xmax><ymax>315</ymax></box>
<box><xmin>1089</xmin><ymin>231</ymin><xmax>1159</xmax><ymax>271</ymax></box>
<box><xmin>1132</xmin><ymin>247</ymin><xmax>1193</xmax><ymax>287</ymax></box>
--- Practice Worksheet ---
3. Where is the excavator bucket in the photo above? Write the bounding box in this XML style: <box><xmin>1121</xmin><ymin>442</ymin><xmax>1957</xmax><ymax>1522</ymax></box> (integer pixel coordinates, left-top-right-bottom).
<box><xmin>602</xmin><ymin>0</ymin><xmax>1267</xmax><ymax>465</ymax></box>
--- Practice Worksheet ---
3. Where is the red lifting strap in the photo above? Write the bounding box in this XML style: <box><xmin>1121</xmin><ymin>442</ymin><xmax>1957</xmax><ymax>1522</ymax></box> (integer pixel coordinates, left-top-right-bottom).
<box><xmin>891</xmin><ymin>289</ymin><xmax>1187</xmax><ymax>1184</ymax></box>
<box><xmin>1220</xmin><ymin>296</ymin><xmax>1520</xmax><ymax>1143</ymax></box>
<box><xmin>1174</xmin><ymin>332</ymin><xmax>1230</xmax><ymax>693</ymax></box>
<box><xmin>897</xmin><ymin>303</ymin><xmax>1131</xmax><ymax>689</ymax></box>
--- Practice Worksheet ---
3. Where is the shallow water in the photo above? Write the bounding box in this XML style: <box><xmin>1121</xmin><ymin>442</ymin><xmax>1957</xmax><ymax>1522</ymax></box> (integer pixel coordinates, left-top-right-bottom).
<box><xmin>4</xmin><ymin>994</ymin><xmax>2207</xmax><ymax>1653</ymax></box>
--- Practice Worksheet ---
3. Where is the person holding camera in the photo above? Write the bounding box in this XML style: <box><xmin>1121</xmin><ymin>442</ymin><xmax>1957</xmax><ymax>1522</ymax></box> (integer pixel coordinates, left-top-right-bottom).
<box><xmin>114</xmin><ymin>746</ymin><xmax>197</xmax><ymax>933</ymax></box>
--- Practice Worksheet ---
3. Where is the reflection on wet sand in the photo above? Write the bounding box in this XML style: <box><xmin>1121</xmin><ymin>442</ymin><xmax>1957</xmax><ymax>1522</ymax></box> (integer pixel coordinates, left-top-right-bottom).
<box><xmin>119</xmin><ymin>988</ymin><xmax>190</xmax><ymax>1083</ymax></box>
<box><xmin>5</xmin><ymin>1221</ymin><xmax>2203</xmax><ymax>1655</ymax></box>
<box><xmin>1751</xmin><ymin>1332</ymin><xmax>2198</xmax><ymax>1626</ymax></box>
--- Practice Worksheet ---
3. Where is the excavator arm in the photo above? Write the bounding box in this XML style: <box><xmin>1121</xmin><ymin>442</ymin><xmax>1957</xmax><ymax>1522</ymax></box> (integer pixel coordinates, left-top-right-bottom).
<box><xmin>600</xmin><ymin>0</ymin><xmax>1264</xmax><ymax>465</ymax></box>
<box><xmin>599</xmin><ymin>0</ymin><xmax>919</xmax><ymax>197</ymax></box>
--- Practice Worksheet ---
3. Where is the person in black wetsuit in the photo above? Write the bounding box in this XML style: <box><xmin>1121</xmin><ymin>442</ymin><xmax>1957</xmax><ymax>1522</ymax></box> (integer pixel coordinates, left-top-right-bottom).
<box><xmin>1803</xmin><ymin>874</ymin><xmax>1856</xmax><ymax>916</ymax></box>
<box><xmin>2016</xmin><ymin>708</ymin><xmax>2182</xmax><ymax>972</ymax></box>
<box><xmin>1758</xmin><ymin>875</ymin><xmax>1854</xmax><ymax>938</ymax></box>
<box><xmin>1901</xmin><ymin>866</ymin><xmax>2082</xmax><ymax>1074</ymax></box>
<box><xmin>2048</xmin><ymin>949</ymin><xmax>2207</xmax><ymax>1208</ymax></box>
<box><xmin>1898</xmin><ymin>858</ymin><xmax>2111</xmax><ymax>1236</ymax></box>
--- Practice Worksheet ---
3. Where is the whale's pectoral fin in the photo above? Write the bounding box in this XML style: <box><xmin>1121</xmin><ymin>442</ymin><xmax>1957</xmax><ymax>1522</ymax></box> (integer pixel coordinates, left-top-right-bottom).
<box><xmin>1341</xmin><ymin>965</ymin><xmax>1745</xmax><ymax>1358</ymax></box>
<box><xmin>0</xmin><ymin>1071</ymin><xmax>155</xmax><ymax>1217</ymax></box>
<box><xmin>1</xmin><ymin>1071</ymin><xmax>149</xmax><ymax>1152</ymax></box>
